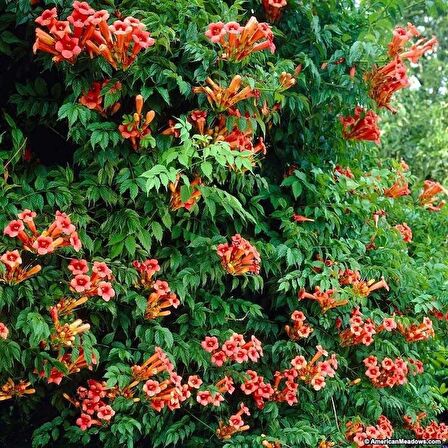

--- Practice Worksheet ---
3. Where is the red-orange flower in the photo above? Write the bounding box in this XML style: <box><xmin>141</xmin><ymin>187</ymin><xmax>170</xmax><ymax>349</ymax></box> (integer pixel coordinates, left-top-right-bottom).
<box><xmin>298</xmin><ymin>287</ymin><xmax>348</xmax><ymax>313</ymax></box>
<box><xmin>384</xmin><ymin>176</ymin><xmax>410</xmax><ymax>198</ymax></box>
<box><xmin>404</xmin><ymin>413</ymin><xmax>448</xmax><ymax>440</ymax></box>
<box><xmin>340</xmin><ymin>107</ymin><xmax>381</xmax><ymax>144</ymax></box>
<box><xmin>217</xmin><ymin>234</ymin><xmax>261</xmax><ymax>275</ymax></box>
<box><xmin>365</xmin><ymin>58</ymin><xmax>409</xmax><ymax>112</ymax></box>
<box><xmin>400</xmin><ymin>37</ymin><xmax>438</xmax><ymax>63</ymax></box>
<box><xmin>285</xmin><ymin>311</ymin><xmax>313</xmax><ymax>341</ymax></box>
<box><xmin>0</xmin><ymin>379</ymin><xmax>36</xmax><ymax>401</ymax></box>
<box><xmin>189</xmin><ymin>110</ymin><xmax>207</xmax><ymax>135</ymax></box>
<box><xmin>352</xmin><ymin>277</ymin><xmax>389</xmax><ymax>297</ymax></box>
<box><xmin>394</xmin><ymin>222</ymin><xmax>412</xmax><ymax>242</ymax></box>
<box><xmin>3</xmin><ymin>220</ymin><xmax>25</xmax><ymax>238</ymax></box>
<box><xmin>50</xmin><ymin>317</ymin><xmax>91</xmax><ymax>348</ymax></box>
<box><xmin>0</xmin><ymin>250</ymin><xmax>41</xmax><ymax>285</ymax></box>
<box><xmin>388</xmin><ymin>23</ymin><xmax>420</xmax><ymax>57</ymax></box>
<box><xmin>119</xmin><ymin>95</ymin><xmax>155</xmax><ymax>150</ymax></box>
<box><xmin>388</xmin><ymin>23</ymin><xmax>438</xmax><ymax>63</ymax></box>
<box><xmin>205</xmin><ymin>17</ymin><xmax>275</xmax><ymax>61</ymax></box>
<box><xmin>193</xmin><ymin>76</ymin><xmax>256</xmax><ymax>111</ymax></box>
<box><xmin>35</xmin><ymin>7</ymin><xmax>57</xmax><ymax>27</ymax></box>
<box><xmin>169</xmin><ymin>176</ymin><xmax>202</xmax><ymax>211</ymax></box>
<box><xmin>79</xmin><ymin>80</ymin><xmax>121</xmax><ymax>115</ymax></box>
<box><xmin>34</xmin><ymin>4</ymin><xmax>155</xmax><ymax>68</ymax></box>
<box><xmin>346</xmin><ymin>416</ymin><xmax>394</xmax><ymax>447</ymax></box>
<box><xmin>262</xmin><ymin>0</ymin><xmax>288</xmax><ymax>22</ymax></box>
<box><xmin>0</xmin><ymin>322</ymin><xmax>9</xmax><ymax>340</ymax></box>
<box><xmin>216</xmin><ymin>403</ymin><xmax>251</xmax><ymax>440</ymax></box>
<box><xmin>292</xmin><ymin>214</ymin><xmax>314</xmax><ymax>223</ymax></box>
<box><xmin>397</xmin><ymin>317</ymin><xmax>434</xmax><ymax>342</ymax></box>
<box><xmin>419</xmin><ymin>180</ymin><xmax>446</xmax><ymax>211</ymax></box>
<box><xmin>0</xmin><ymin>250</ymin><xmax>22</xmax><ymax>269</ymax></box>
<box><xmin>334</xmin><ymin>165</ymin><xmax>354</xmax><ymax>179</ymax></box>
<box><xmin>338</xmin><ymin>268</ymin><xmax>361</xmax><ymax>286</ymax></box>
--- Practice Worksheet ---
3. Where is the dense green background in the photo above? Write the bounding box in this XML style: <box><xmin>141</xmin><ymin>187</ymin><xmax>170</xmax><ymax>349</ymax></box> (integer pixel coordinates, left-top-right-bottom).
<box><xmin>0</xmin><ymin>0</ymin><xmax>447</xmax><ymax>447</ymax></box>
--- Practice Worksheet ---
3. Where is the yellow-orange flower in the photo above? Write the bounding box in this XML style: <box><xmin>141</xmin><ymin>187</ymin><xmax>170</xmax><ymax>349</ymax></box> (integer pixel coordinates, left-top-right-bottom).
<box><xmin>169</xmin><ymin>176</ymin><xmax>202</xmax><ymax>211</ymax></box>
<box><xmin>193</xmin><ymin>76</ymin><xmax>256</xmax><ymax>111</ymax></box>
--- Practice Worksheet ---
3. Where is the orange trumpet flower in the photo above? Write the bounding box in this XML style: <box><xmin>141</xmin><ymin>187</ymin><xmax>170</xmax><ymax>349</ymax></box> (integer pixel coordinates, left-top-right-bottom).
<box><xmin>193</xmin><ymin>76</ymin><xmax>256</xmax><ymax>111</ymax></box>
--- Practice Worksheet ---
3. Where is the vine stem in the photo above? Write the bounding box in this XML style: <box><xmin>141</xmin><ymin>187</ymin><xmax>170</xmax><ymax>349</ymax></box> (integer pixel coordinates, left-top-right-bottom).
<box><xmin>184</xmin><ymin>408</ymin><xmax>216</xmax><ymax>433</ymax></box>
<box><xmin>331</xmin><ymin>396</ymin><xmax>340</xmax><ymax>431</ymax></box>
<box><xmin>4</xmin><ymin>138</ymin><xmax>27</xmax><ymax>170</ymax></box>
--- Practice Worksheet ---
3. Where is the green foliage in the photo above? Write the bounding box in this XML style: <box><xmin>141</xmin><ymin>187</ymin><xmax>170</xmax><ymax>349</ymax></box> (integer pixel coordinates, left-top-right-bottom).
<box><xmin>381</xmin><ymin>5</ymin><xmax>448</xmax><ymax>182</ymax></box>
<box><xmin>0</xmin><ymin>0</ymin><xmax>447</xmax><ymax>447</ymax></box>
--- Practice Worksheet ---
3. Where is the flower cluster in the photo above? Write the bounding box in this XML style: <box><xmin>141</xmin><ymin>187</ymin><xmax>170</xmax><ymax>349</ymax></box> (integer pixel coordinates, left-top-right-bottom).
<box><xmin>132</xmin><ymin>348</ymin><xmax>190</xmax><ymax>412</ymax></box>
<box><xmin>34</xmin><ymin>3</ymin><xmax>155</xmax><ymax>68</ymax></box>
<box><xmin>290</xmin><ymin>345</ymin><xmax>338</xmax><ymax>391</ymax></box>
<box><xmin>132</xmin><ymin>259</ymin><xmax>179</xmax><ymax>319</ymax></box>
<box><xmin>340</xmin><ymin>107</ymin><xmax>381</xmax><ymax>144</ymax></box>
<box><xmin>50</xmin><ymin>315</ymin><xmax>91</xmax><ymax>349</ymax></box>
<box><xmin>397</xmin><ymin>317</ymin><xmax>434</xmax><ymax>342</ymax></box>
<box><xmin>279</xmin><ymin>71</ymin><xmax>296</xmax><ymax>90</ymax></box>
<box><xmin>363</xmin><ymin>355</ymin><xmax>423</xmax><ymax>387</ymax></box>
<box><xmin>119</xmin><ymin>95</ymin><xmax>155</xmax><ymax>150</ymax></box>
<box><xmin>196</xmin><ymin>376</ymin><xmax>234</xmax><ymax>407</ymax></box>
<box><xmin>394</xmin><ymin>222</ymin><xmax>412</xmax><ymax>242</ymax></box>
<box><xmin>66</xmin><ymin>348</ymin><xmax>189</xmax><ymax>420</ymax></box>
<box><xmin>205</xmin><ymin>17</ymin><xmax>275</xmax><ymax>61</ymax></box>
<box><xmin>3</xmin><ymin>210</ymin><xmax>82</xmax><ymax>254</ymax></box>
<box><xmin>262</xmin><ymin>0</ymin><xmax>288</xmax><ymax>23</ymax></box>
<box><xmin>79</xmin><ymin>80</ymin><xmax>122</xmax><ymax>115</ymax></box>
<box><xmin>419</xmin><ymin>180</ymin><xmax>446</xmax><ymax>211</ymax></box>
<box><xmin>404</xmin><ymin>413</ymin><xmax>448</xmax><ymax>440</ymax></box>
<box><xmin>67</xmin><ymin>380</ymin><xmax>116</xmax><ymax>430</ymax></box>
<box><xmin>285</xmin><ymin>310</ymin><xmax>313</xmax><ymax>341</ymax></box>
<box><xmin>338</xmin><ymin>268</ymin><xmax>361</xmax><ymax>285</ymax></box>
<box><xmin>132</xmin><ymin>258</ymin><xmax>160</xmax><ymax>288</ymax></box>
<box><xmin>388</xmin><ymin>23</ymin><xmax>420</xmax><ymax>57</ymax></box>
<box><xmin>193</xmin><ymin>76</ymin><xmax>256</xmax><ymax>111</ymax></box>
<box><xmin>249</xmin><ymin>348</ymin><xmax>337</xmax><ymax>407</ymax></box>
<box><xmin>144</xmin><ymin>281</ymin><xmax>180</xmax><ymax>320</ymax></box>
<box><xmin>68</xmin><ymin>259</ymin><xmax>115</xmax><ymax>302</ymax></box>
<box><xmin>240</xmin><ymin>370</ymin><xmax>275</xmax><ymax>408</ymax></box>
<box><xmin>365</xmin><ymin>58</ymin><xmax>409</xmax><ymax>112</ymax></box>
<box><xmin>351</xmin><ymin>277</ymin><xmax>390</xmax><ymax>297</ymax></box>
<box><xmin>0</xmin><ymin>250</ymin><xmax>41</xmax><ymax>285</ymax></box>
<box><xmin>339</xmin><ymin>308</ymin><xmax>397</xmax><ymax>347</ymax></box>
<box><xmin>384</xmin><ymin>175</ymin><xmax>411</xmax><ymax>198</ymax></box>
<box><xmin>346</xmin><ymin>416</ymin><xmax>394</xmax><ymax>447</ymax></box>
<box><xmin>216</xmin><ymin>403</ymin><xmax>251</xmax><ymax>440</ymax></box>
<box><xmin>0</xmin><ymin>378</ymin><xmax>35</xmax><ymax>401</ymax></box>
<box><xmin>388</xmin><ymin>23</ymin><xmax>438</xmax><ymax>63</ymax></box>
<box><xmin>366</xmin><ymin>23</ymin><xmax>436</xmax><ymax>112</ymax></box>
<box><xmin>217</xmin><ymin>234</ymin><xmax>261</xmax><ymax>276</ymax></box>
<box><xmin>298</xmin><ymin>287</ymin><xmax>348</xmax><ymax>313</ymax></box>
<box><xmin>169</xmin><ymin>176</ymin><xmax>202</xmax><ymax>211</ymax></box>
<box><xmin>223</xmin><ymin>120</ymin><xmax>267</xmax><ymax>160</ymax></box>
<box><xmin>201</xmin><ymin>334</ymin><xmax>263</xmax><ymax>366</ymax></box>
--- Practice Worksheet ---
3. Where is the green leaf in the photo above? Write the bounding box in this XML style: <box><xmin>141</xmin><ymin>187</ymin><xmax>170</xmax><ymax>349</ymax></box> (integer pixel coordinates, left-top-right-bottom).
<box><xmin>151</xmin><ymin>221</ymin><xmax>163</xmax><ymax>242</ymax></box>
